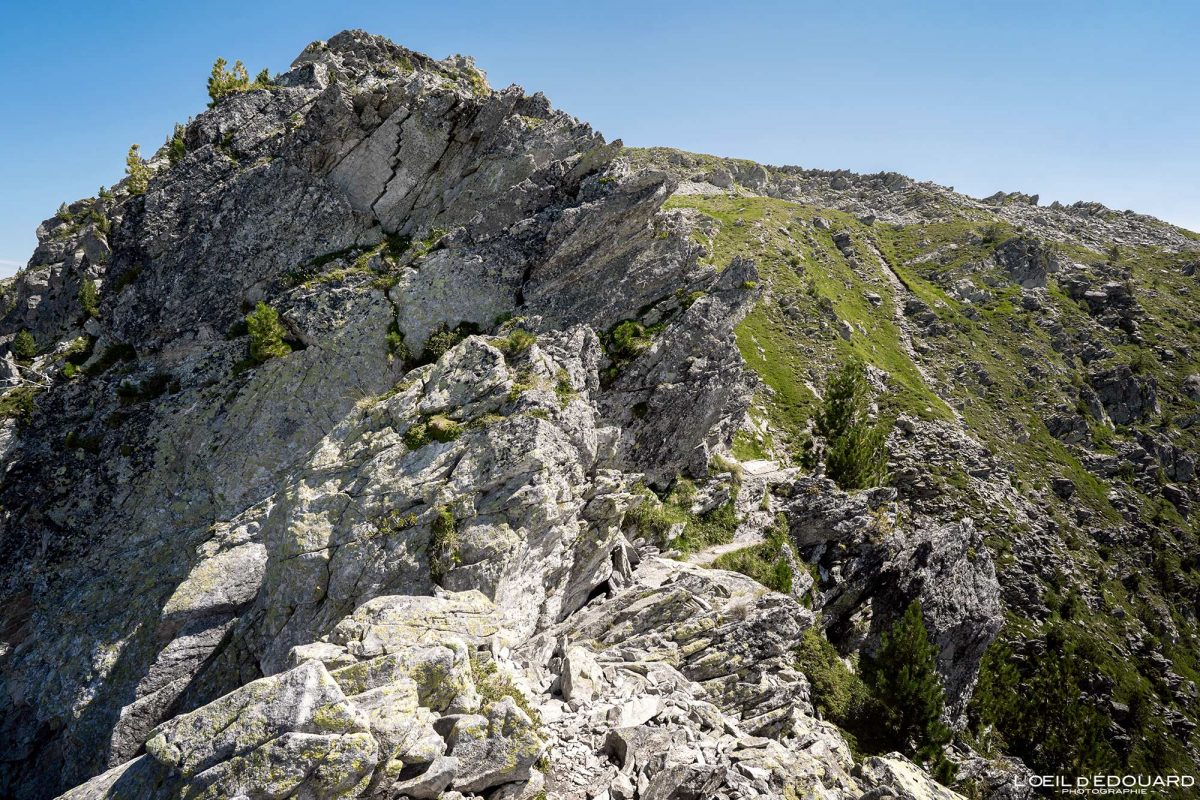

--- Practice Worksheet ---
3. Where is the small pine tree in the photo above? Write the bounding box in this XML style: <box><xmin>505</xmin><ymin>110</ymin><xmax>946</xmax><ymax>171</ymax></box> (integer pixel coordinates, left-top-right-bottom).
<box><xmin>208</xmin><ymin>58</ymin><xmax>251</xmax><ymax>104</ymax></box>
<box><xmin>167</xmin><ymin>124</ymin><xmax>186</xmax><ymax>166</ymax></box>
<box><xmin>254</xmin><ymin>68</ymin><xmax>271</xmax><ymax>86</ymax></box>
<box><xmin>79</xmin><ymin>278</ymin><xmax>99</xmax><ymax>318</ymax></box>
<box><xmin>125</xmin><ymin>144</ymin><xmax>151</xmax><ymax>195</ymax></box>
<box><xmin>863</xmin><ymin>602</ymin><xmax>953</xmax><ymax>770</ymax></box>
<box><xmin>814</xmin><ymin>358</ymin><xmax>888</xmax><ymax>489</ymax></box>
<box><xmin>245</xmin><ymin>302</ymin><xmax>290</xmax><ymax>363</ymax></box>
<box><xmin>11</xmin><ymin>329</ymin><xmax>37</xmax><ymax>361</ymax></box>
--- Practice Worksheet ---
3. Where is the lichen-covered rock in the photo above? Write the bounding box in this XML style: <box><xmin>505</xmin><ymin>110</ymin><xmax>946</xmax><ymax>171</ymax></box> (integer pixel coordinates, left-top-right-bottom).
<box><xmin>444</xmin><ymin>697</ymin><xmax>544</xmax><ymax>792</ymax></box>
<box><xmin>143</xmin><ymin>660</ymin><xmax>368</xmax><ymax>776</ymax></box>
<box><xmin>859</xmin><ymin>754</ymin><xmax>967</xmax><ymax>800</ymax></box>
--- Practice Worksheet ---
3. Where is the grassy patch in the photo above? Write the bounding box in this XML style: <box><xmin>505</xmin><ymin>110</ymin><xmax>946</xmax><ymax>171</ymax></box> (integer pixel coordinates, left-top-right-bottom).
<box><xmin>710</xmin><ymin>515</ymin><xmax>793</xmax><ymax>592</ymax></box>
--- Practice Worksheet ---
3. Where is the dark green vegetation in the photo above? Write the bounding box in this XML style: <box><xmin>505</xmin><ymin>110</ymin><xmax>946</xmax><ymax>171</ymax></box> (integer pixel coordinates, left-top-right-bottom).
<box><xmin>970</xmin><ymin>623</ymin><xmax>1195</xmax><ymax>785</ymax></box>
<box><xmin>78</xmin><ymin>279</ymin><xmax>99</xmax><ymax>318</ymax></box>
<box><xmin>795</xmin><ymin>627</ymin><xmax>868</xmax><ymax>726</ymax></box>
<box><xmin>0</xmin><ymin>385</ymin><xmax>41</xmax><ymax>423</ymax></box>
<box><xmin>11</xmin><ymin>330</ymin><xmax>36</xmax><ymax>361</ymax></box>
<box><xmin>83</xmin><ymin>343</ymin><xmax>136</xmax><ymax>377</ymax></box>
<box><xmin>814</xmin><ymin>358</ymin><xmax>888</xmax><ymax>489</ymax></box>
<box><xmin>116</xmin><ymin>372</ymin><xmax>178</xmax><ymax>405</ymax></box>
<box><xmin>797</xmin><ymin>603</ymin><xmax>954</xmax><ymax>781</ymax></box>
<box><xmin>861</xmin><ymin>602</ymin><xmax>954</xmax><ymax>781</ymax></box>
<box><xmin>424</xmin><ymin>323</ymin><xmax>476</xmax><ymax>362</ymax></box>
<box><xmin>600</xmin><ymin>319</ymin><xmax>659</xmax><ymax>385</ymax></box>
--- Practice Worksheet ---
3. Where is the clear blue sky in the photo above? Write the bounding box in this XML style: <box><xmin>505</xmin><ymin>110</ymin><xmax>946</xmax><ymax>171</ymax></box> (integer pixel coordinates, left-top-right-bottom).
<box><xmin>2</xmin><ymin>1</ymin><xmax>1197</xmax><ymax>275</ymax></box>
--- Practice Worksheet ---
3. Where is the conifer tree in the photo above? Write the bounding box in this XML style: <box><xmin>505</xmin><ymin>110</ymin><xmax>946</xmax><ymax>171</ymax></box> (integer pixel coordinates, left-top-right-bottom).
<box><xmin>864</xmin><ymin>601</ymin><xmax>953</xmax><ymax>773</ymax></box>
<box><xmin>125</xmin><ymin>144</ymin><xmax>150</xmax><ymax>195</ymax></box>
<box><xmin>972</xmin><ymin>627</ymin><xmax>1117</xmax><ymax>775</ymax></box>
<box><xmin>207</xmin><ymin>58</ymin><xmax>250</xmax><ymax>104</ymax></box>
<box><xmin>246</xmin><ymin>302</ymin><xmax>290</xmax><ymax>363</ymax></box>
<box><xmin>815</xmin><ymin>358</ymin><xmax>888</xmax><ymax>489</ymax></box>
<box><xmin>78</xmin><ymin>278</ymin><xmax>99</xmax><ymax>318</ymax></box>
<box><xmin>167</xmin><ymin>124</ymin><xmax>186</xmax><ymax>166</ymax></box>
<box><xmin>11</xmin><ymin>329</ymin><xmax>37</xmax><ymax>361</ymax></box>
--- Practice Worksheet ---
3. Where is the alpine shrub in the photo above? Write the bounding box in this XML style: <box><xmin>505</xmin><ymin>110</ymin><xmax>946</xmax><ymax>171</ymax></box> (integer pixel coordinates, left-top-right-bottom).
<box><xmin>246</xmin><ymin>302</ymin><xmax>290</xmax><ymax>363</ymax></box>
<box><xmin>429</xmin><ymin>506</ymin><xmax>460</xmax><ymax>580</ymax></box>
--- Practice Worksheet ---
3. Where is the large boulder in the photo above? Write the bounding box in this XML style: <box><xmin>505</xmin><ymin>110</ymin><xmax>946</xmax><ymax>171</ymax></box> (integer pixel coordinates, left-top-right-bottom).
<box><xmin>444</xmin><ymin>697</ymin><xmax>544</xmax><ymax>792</ymax></box>
<box><xmin>141</xmin><ymin>660</ymin><xmax>378</xmax><ymax>798</ymax></box>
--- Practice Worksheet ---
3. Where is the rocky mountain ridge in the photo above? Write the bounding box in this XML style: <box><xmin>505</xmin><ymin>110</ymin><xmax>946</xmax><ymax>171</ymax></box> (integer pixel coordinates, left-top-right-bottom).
<box><xmin>0</xmin><ymin>29</ymin><xmax>1196</xmax><ymax>800</ymax></box>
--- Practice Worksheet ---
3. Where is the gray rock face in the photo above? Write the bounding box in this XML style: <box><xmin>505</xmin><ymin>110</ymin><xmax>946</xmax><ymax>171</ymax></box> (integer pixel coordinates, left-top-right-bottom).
<box><xmin>859</xmin><ymin>754</ymin><xmax>967</xmax><ymax>800</ymax></box>
<box><xmin>1089</xmin><ymin>363</ymin><xmax>1158</xmax><ymax>425</ymax></box>
<box><xmin>992</xmin><ymin>236</ymin><xmax>1058</xmax><ymax>289</ymax></box>
<box><xmin>784</xmin><ymin>476</ymin><xmax>1003</xmax><ymax>710</ymax></box>
<box><xmin>0</xmin><ymin>29</ymin><xmax>765</xmax><ymax>800</ymax></box>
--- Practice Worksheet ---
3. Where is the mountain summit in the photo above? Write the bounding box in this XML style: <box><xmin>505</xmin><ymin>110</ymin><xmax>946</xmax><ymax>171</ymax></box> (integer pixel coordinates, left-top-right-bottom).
<box><xmin>1</xmin><ymin>30</ymin><xmax>1198</xmax><ymax>800</ymax></box>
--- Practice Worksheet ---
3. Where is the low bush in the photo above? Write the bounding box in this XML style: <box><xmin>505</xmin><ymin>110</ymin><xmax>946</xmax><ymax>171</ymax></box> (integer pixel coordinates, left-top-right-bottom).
<box><xmin>711</xmin><ymin>515</ymin><xmax>793</xmax><ymax>593</ymax></box>
<box><xmin>79</xmin><ymin>279</ymin><xmax>99</xmax><ymax>318</ymax></box>
<box><xmin>386</xmin><ymin>323</ymin><xmax>411</xmax><ymax>363</ymax></box>
<box><xmin>497</xmin><ymin>328</ymin><xmax>536</xmax><ymax>356</ymax></box>
<box><xmin>625</xmin><ymin>487</ymin><xmax>685</xmax><ymax>546</ymax></box>
<box><xmin>470</xmin><ymin>654</ymin><xmax>540</xmax><ymax>722</ymax></box>
<box><xmin>673</xmin><ymin>501</ymin><xmax>738</xmax><ymax>554</ymax></box>
<box><xmin>246</xmin><ymin>302</ymin><xmax>291</xmax><ymax>363</ymax></box>
<box><xmin>607</xmin><ymin>320</ymin><xmax>652</xmax><ymax>360</ymax></box>
<box><xmin>795</xmin><ymin>627</ymin><xmax>870</xmax><ymax>727</ymax></box>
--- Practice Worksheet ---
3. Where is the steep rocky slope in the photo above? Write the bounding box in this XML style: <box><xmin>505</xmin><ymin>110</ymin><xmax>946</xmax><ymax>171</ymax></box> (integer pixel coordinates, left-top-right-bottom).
<box><xmin>0</xmin><ymin>30</ymin><xmax>1197</xmax><ymax>800</ymax></box>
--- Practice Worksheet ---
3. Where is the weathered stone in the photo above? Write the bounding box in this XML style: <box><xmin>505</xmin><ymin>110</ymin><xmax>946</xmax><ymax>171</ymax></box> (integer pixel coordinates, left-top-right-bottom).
<box><xmin>560</xmin><ymin>644</ymin><xmax>604</xmax><ymax>704</ymax></box>
<box><xmin>445</xmin><ymin>698</ymin><xmax>544</xmax><ymax>792</ymax></box>
<box><xmin>859</xmin><ymin>754</ymin><xmax>967</xmax><ymax>800</ymax></box>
